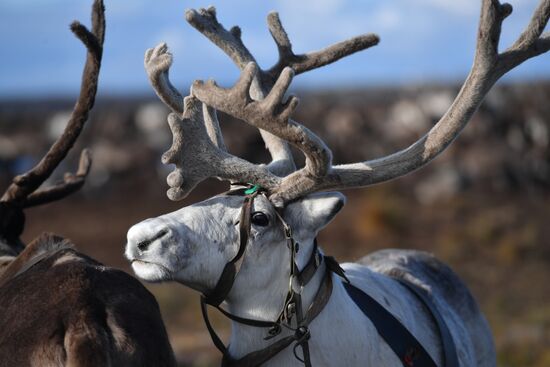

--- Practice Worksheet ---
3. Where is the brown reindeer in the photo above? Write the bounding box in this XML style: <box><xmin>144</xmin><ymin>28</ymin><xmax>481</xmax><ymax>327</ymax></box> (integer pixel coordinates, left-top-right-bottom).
<box><xmin>0</xmin><ymin>1</ymin><xmax>176</xmax><ymax>366</ymax></box>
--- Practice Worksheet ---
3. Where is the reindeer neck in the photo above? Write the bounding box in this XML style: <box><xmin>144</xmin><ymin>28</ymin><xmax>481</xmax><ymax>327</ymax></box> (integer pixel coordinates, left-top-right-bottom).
<box><xmin>225</xmin><ymin>238</ymin><xmax>328</xmax><ymax>359</ymax></box>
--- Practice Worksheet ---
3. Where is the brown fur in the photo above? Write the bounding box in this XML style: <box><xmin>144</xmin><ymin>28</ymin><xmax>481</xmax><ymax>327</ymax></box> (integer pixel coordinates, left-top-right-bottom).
<box><xmin>0</xmin><ymin>233</ymin><xmax>176</xmax><ymax>367</ymax></box>
<box><xmin>0</xmin><ymin>233</ymin><xmax>72</xmax><ymax>286</ymax></box>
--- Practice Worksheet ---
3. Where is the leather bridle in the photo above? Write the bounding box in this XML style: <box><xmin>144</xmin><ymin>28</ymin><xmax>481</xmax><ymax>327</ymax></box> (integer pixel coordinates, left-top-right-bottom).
<box><xmin>201</xmin><ymin>188</ymin><xmax>258</xmax><ymax>307</ymax></box>
<box><xmin>200</xmin><ymin>186</ymin><xmax>348</xmax><ymax>367</ymax></box>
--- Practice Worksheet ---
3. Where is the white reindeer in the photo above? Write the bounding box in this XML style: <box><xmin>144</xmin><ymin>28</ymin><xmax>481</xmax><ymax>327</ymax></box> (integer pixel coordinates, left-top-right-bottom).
<box><xmin>126</xmin><ymin>1</ymin><xmax>550</xmax><ymax>366</ymax></box>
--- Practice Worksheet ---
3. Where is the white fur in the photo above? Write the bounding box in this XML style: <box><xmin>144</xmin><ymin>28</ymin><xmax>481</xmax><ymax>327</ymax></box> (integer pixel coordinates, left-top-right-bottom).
<box><xmin>126</xmin><ymin>192</ymin><xmax>495</xmax><ymax>366</ymax></box>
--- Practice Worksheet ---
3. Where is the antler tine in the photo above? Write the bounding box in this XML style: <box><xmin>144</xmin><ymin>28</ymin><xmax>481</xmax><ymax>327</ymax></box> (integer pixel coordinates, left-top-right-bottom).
<box><xmin>185</xmin><ymin>7</ymin><xmax>255</xmax><ymax>73</ymax></box>
<box><xmin>510</xmin><ymin>0</ymin><xmax>549</xmax><ymax>50</ymax></box>
<box><xmin>22</xmin><ymin>149</ymin><xmax>92</xmax><ymax>208</ymax></box>
<box><xmin>143</xmin><ymin>43</ymin><xmax>236</xmax><ymax>147</ymax></box>
<box><xmin>265</xmin><ymin>12</ymin><xmax>380</xmax><ymax>84</ymax></box>
<box><xmin>0</xmin><ymin>0</ymin><xmax>105</xmax><ymax>207</ymax></box>
<box><xmin>202</xmin><ymin>103</ymin><xmax>227</xmax><ymax>151</ymax></box>
<box><xmin>183</xmin><ymin>7</ymin><xmax>296</xmax><ymax>176</ymax></box>
<box><xmin>499</xmin><ymin>0</ymin><xmax>550</xmax><ymax>71</ymax></box>
<box><xmin>163</xmin><ymin>96</ymin><xmax>280</xmax><ymax>201</ymax></box>
<box><xmin>144</xmin><ymin>43</ymin><xmax>184</xmax><ymax>115</ymax></box>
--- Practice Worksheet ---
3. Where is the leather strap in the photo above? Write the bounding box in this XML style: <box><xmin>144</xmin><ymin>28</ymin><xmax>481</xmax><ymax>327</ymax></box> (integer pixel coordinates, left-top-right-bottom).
<box><xmin>222</xmin><ymin>334</ymin><xmax>297</xmax><ymax>367</ymax></box>
<box><xmin>203</xmin><ymin>192</ymin><xmax>257</xmax><ymax>306</ymax></box>
<box><xmin>396</xmin><ymin>279</ymin><xmax>459</xmax><ymax>367</ymax></box>
<box><xmin>200</xmin><ymin>296</ymin><xmax>230</xmax><ymax>356</ymax></box>
<box><xmin>296</xmin><ymin>241</ymin><xmax>322</xmax><ymax>287</ymax></box>
<box><xmin>206</xmin><ymin>245</ymin><xmax>327</xmax><ymax>333</ymax></box>
<box><xmin>216</xmin><ymin>266</ymin><xmax>334</xmax><ymax>367</ymax></box>
<box><xmin>343</xmin><ymin>282</ymin><xmax>439</xmax><ymax>367</ymax></box>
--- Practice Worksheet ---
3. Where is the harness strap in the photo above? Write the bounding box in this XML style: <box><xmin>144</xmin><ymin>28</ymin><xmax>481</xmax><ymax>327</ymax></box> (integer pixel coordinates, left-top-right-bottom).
<box><xmin>343</xmin><ymin>282</ymin><xmax>439</xmax><ymax>367</ymax></box>
<box><xmin>222</xmin><ymin>334</ymin><xmax>297</xmax><ymax>367</ymax></box>
<box><xmin>324</xmin><ymin>255</ymin><xmax>350</xmax><ymax>284</ymax></box>
<box><xmin>292</xmin><ymin>292</ymin><xmax>311</xmax><ymax>365</ymax></box>
<box><xmin>396</xmin><ymin>279</ymin><xmax>459</xmax><ymax>367</ymax></box>
<box><xmin>204</xmin><ymin>192</ymin><xmax>257</xmax><ymax>306</ymax></box>
<box><xmin>212</xmin><ymin>266</ymin><xmax>333</xmax><ymax>367</ymax></box>
<box><xmin>212</xmin><ymin>301</ymin><xmax>280</xmax><ymax>329</ymax></box>
<box><xmin>271</xmin><ymin>205</ymin><xmax>314</xmax><ymax>367</ymax></box>
<box><xmin>200</xmin><ymin>296</ymin><xmax>230</xmax><ymax>356</ymax></box>
<box><xmin>296</xmin><ymin>240</ymin><xmax>322</xmax><ymax>286</ymax></box>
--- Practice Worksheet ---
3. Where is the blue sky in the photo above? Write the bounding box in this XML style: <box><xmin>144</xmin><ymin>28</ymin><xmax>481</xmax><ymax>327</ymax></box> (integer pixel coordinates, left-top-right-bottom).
<box><xmin>0</xmin><ymin>0</ymin><xmax>548</xmax><ymax>97</ymax></box>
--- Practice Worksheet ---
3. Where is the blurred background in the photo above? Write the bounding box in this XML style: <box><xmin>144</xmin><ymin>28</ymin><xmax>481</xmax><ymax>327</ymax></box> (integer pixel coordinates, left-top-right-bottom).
<box><xmin>1</xmin><ymin>0</ymin><xmax>549</xmax><ymax>366</ymax></box>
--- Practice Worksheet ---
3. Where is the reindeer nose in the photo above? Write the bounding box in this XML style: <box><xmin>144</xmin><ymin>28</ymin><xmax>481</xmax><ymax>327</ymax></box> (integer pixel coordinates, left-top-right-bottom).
<box><xmin>136</xmin><ymin>228</ymin><xmax>169</xmax><ymax>252</ymax></box>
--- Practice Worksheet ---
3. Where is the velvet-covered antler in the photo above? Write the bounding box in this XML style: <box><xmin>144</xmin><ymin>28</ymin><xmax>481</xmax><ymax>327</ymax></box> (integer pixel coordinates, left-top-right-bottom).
<box><xmin>1</xmin><ymin>0</ymin><xmax>105</xmax><ymax>209</ymax></box>
<box><xmin>191</xmin><ymin>64</ymin><xmax>332</xmax><ymax>206</ymax></box>
<box><xmin>146</xmin><ymin>7</ymin><xmax>379</xmax><ymax>177</ymax></box>
<box><xmin>191</xmin><ymin>0</ymin><xmax>550</xmax><ymax>205</ymax></box>
<box><xmin>162</xmin><ymin>96</ymin><xmax>282</xmax><ymax>201</ymax></box>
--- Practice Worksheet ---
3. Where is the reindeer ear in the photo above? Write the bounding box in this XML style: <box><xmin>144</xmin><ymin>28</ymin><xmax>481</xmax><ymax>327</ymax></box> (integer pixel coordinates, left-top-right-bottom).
<box><xmin>284</xmin><ymin>192</ymin><xmax>346</xmax><ymax>236</ymax></box>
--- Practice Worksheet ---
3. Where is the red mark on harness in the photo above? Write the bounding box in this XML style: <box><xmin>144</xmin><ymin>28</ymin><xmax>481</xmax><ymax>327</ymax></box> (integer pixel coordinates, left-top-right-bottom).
<box><xmin>404</xmin><ymin>347</ymin><xmax>419</xmax><ymax>366</ymax></box>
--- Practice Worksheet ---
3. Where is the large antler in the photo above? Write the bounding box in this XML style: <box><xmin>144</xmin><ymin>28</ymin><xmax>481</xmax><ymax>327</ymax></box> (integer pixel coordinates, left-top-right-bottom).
<box><xmin>192</xmin><ymin>0</ymin><xmax>550</xmax><ymax>205</ymax></box>
<box><xmin>162</xmin><ymin>97</ymin><xmax>282</xmax><ymax>201</ymax></box>
<box><xmin>145</xmin><ymin>7</ymin><xmax>378</xmax><ymax>176</ymax></box>
<box><xmin>192</xmin><ymin>64</ymin><xmax>332</xmax><ymax>205</ymax></box>
<box><xmin>0</xmin><ymin>0</ymin><xmax>105</xmax><ymax>209</ymax></box>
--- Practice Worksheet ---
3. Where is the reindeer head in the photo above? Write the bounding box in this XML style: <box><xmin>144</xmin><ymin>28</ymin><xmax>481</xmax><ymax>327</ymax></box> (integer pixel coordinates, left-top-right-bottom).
<box><xmin>126</xmin><ymin>188</ymin><xmax>344</xmax><ymax>295</ymax></box>
<box><xmin>126</xmin><ymin>2</ymin><xmax>550</xmax><ymax>302</ymax></box>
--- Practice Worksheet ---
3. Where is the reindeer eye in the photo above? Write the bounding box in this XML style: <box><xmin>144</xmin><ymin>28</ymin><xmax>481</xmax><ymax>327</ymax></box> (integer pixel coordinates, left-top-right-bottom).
<box><xmin>251</xmin><ymin>212</ymin><xmax>269</xmax><ymax>227</ymax></box>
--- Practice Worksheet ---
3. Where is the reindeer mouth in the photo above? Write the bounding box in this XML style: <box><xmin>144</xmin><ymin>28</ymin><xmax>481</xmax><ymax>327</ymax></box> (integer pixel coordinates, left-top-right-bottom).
<box><xmin>130</xmin><ymin>259</ymin><xmax>172</xmax><ymax>282</ymax></box>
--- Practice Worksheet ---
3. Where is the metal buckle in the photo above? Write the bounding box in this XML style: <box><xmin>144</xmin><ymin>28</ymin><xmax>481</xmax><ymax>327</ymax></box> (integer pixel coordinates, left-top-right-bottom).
<box><xmin>284</xmin><ymin>225</ymin><xmax>292</xmax><ymax>239</ymax></box>
<box><xmin>265</xmin><ymin>324</ymin><xmax>282</xmax><ymax>340</ymax></box>
<box><xmin>292</xmin><ymin>326</ymin><xmax>311</xmax><ymax>363</ymax></box>
<box><xmin>314</xmin><ymin>251</ymin><xmax>321</xmax><ymax>268</ymax></box>
<box><xmin>286</xmin><ymin>301</ymin><xmax>296</xmax><ymax>317</ymax></box>
<box><xmin>295</xmin><ymin>326</ymin><xmax>310</xmax><ymax>342</ymax></box>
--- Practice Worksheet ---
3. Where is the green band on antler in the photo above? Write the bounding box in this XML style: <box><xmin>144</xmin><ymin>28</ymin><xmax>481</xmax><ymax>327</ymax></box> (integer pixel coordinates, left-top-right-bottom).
<box><xmin>244</xmin><ymin>185</ymin><xmax>261</xmax><ymax>195</ymax></box>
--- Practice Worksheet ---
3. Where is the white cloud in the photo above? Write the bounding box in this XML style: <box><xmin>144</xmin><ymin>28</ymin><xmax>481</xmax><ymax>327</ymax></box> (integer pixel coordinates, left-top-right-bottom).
<box><xmin>409</xmin><ymin>0</ymin><xmax>542</xmax><ymax>18</ymax></box>
<box><xmin>0</xmin><ymin>0</ymin><xmax>65</xmax><ymax>10</ymax></box>
<box><xmin>108</xmin><ymin>0</ymin><xmax>150</xmax><ymax>17</ymax></box>
<box><xmin>276</xmin><ymin>0</ymin><xmax>344</xmax><ymax>18</ymax></box>
<box><xmin>151</xmin><ymin>27</ymin><xmax>186</xmax><ymax>56</ymax></box>
<box><xmin>412</xmin><ymin>0</ymin><xmax>479</xmax><ymax>16</ymax></box>
<box><xmin>366</xmin><ymin>6</ymin><xmax>402</xmax><ymax>32</ymax></box>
